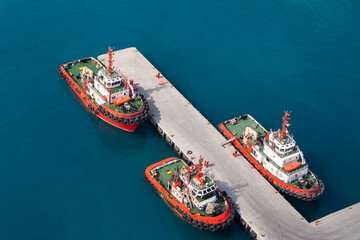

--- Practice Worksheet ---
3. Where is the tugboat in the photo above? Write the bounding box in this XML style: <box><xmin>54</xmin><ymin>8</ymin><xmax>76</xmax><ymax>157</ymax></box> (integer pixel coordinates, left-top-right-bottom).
<box><xmin>145</xmin><ymin>157</ymin><xmax>236</xmax><ymax>231</ymax></box>
<box><xmin>58</xmin><ymin>47</ymin><xmax>149</xmax><ymax>132</ymax></box>
<box><xmin>218</xmin><ymin>112</ymin><xmax>324</xmax><ymax>201</ymax></box>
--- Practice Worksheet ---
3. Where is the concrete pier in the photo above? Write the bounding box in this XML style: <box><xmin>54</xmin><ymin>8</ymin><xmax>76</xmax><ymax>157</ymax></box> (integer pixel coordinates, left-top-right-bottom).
<box><xmin>98</xmin><ymin>48</ymin><xmax>360</xmax><ymax>239</ymax></box>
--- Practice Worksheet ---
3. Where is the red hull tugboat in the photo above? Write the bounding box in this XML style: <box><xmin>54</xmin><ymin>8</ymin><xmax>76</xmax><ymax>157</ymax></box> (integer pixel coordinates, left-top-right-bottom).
<box><xmin>58</xmin><ymin>48</ymin><xmax>149</xmax><ymax>132</ymax></box>
<box><xmin>218</xmin><ymin>112</ymin><xmax>324</xmax><ymax>201</ymax></box>
<box><xmin>145</xmin><ymin>157</ymin><xmax>236</xmax><ymax>232</ymax></box>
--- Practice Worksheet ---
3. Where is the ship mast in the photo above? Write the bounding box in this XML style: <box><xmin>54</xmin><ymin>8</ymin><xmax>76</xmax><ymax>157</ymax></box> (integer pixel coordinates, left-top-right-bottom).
<box><xmin>108</xmin><ymin>47</ymin><xmax>114</xmax><ymax>74</ymax></box>
<box><xmin>280</xmin><ymin>111</ymin><xmax>291</xmax><ymax>139</ymax></box>
<box><xmin>186</xmin><ymin>166</ymin><xmax>191</xmax><ymax>184</ymax></box>
<box><xmin>107</xmin><ymin>47</ymin><xmax>114</xmax><ymax>102</ymax></box>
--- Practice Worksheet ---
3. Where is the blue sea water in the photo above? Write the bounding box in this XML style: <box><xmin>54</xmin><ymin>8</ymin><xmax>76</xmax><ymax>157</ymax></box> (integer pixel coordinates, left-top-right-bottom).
<box><xmin>0</xmin><ymin>0</ymin><xmax>359</xmax><ymax>239</ymax></box>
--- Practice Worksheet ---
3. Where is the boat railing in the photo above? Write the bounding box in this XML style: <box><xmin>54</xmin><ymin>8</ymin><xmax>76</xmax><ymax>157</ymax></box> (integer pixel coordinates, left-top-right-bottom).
<box><xmin>63</xmin><ymin>57</ymin><xmax>97</xmax><ymax>69</ymax></box>
<box><xmin>150</xmin><ymin>159</ymin><xmax>180</xmax><ymax>174</ymax></box>
<box><xmin>246</xmin><ymin>114</ymin><xmax>268</xmax><ymax>133</ymax></box>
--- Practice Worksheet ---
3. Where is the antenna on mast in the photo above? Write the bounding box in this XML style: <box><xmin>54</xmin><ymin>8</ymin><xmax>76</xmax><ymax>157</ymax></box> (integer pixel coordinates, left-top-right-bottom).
<box><xmin>280</xmin><ymin>111</ymin><xmax>291</xmax><ymax>139</ymax></box>
<box><xmin>108</xmin><ymin>47</ymin><xmax>114</xmax><ymax>74</ymax></box>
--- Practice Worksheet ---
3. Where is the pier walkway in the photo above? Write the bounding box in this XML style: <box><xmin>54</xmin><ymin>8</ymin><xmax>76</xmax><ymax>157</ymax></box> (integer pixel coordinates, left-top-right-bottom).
<box><xmin>98</xmin><ymin>48</ymin><xmax>360</xmax><ymax>240</ymax></box>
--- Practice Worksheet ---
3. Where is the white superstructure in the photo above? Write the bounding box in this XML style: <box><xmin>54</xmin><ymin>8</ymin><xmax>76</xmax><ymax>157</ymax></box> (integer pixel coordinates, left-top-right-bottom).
<box><xmin>246</xmin><ymin>113</ymin><xmax>309</xmax><ymax>184</ymax></box>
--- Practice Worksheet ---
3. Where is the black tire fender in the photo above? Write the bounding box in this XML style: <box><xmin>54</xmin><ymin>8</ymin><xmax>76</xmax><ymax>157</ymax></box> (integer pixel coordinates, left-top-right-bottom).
<box><xmin>222</xmin><ymin>222</ymin><xmax>229</xmax><ymax>230</ymax></box>
<box><xmin>129</xmin><ymin>118</ymin><xmax>135</xmax><ymax>125</ymax></box>
<box><xmin>135</xmin><ymin>117</ymin><xmax>140</xmax><ymax>123</ymax></box>
<box><xmin>203</xmin><ymin>223</ymin><xmax>210</xmax><ymax>230</ymax></box>
<box><xmin>215</xmin><ymin>224</ymin><xmax>222</xmax><ymax>231</ymax></box>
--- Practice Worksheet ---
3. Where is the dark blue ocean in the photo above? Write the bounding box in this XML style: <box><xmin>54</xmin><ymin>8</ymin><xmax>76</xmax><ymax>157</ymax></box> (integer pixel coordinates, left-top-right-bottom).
<box><xmin>0</xmin><ymin>0</ymin><xmax>359</xmax><ymax>239</ymax></box>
